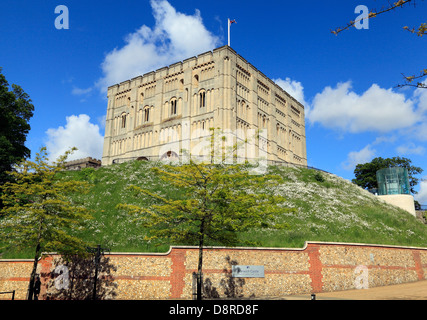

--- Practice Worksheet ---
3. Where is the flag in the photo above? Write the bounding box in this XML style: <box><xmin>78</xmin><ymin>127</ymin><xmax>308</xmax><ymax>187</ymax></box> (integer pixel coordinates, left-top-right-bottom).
<box><xmin>228</xmin><ymin>19</ymin><xmax>237</xmax><ymax>47</ymax></box>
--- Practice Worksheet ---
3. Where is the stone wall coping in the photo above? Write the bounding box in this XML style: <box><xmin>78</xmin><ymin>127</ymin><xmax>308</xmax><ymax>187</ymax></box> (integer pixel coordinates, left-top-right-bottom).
<box><xmin>0</xmin><ymin>259</ymin><xmax>35</xmax><ymax>262</ymax></box>
<box><xmin>2</xmin><ymin>241</ymin><xmax>427</xmax><ymax>262</ymax></box>
<box><xmin>106</xmin><ymin>241</ymin><xmax>427</xmax><ymax>256</ymax></box>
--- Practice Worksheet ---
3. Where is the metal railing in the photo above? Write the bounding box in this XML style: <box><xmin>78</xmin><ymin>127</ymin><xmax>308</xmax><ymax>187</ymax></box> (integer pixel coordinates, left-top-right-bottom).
<box><xmin>0</xmin><ymin>290</ymin><xmax>15</xmax><ymax>300</ymax></box>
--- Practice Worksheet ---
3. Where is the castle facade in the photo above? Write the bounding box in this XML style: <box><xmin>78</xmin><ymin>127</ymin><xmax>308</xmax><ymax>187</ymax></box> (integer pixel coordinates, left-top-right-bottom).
<box><xmin>102</xmin><ymin>46</ymin><xmax>307</xmax><ymax>166</ymax></box>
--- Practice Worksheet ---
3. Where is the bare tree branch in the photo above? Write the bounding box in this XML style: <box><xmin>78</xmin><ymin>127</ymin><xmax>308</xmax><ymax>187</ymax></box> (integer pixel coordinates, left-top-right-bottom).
<box><xmin>403</xmin><ymin>22</ymin><xmax>427</xmax><ymax>36</ymax></box>
<box><xmin>332</xmin><ymin>0</ymin><xmax>427</xmax><ymax>89</ymax></box>
<box><xmin>395</xmin><ymin>70</ymin><xmax>427</xmax><ymax>88</ymax></box>
<box><xmin>331</xmin><ymin>0</ymin><xmax>413</xmax><ymax>35</ymax></box>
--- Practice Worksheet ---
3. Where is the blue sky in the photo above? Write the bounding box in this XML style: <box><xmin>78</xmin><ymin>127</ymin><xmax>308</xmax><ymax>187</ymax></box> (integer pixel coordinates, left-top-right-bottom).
<box><xmin>1</xmin><ymin>0</ymin><xmax>426</xmax><ymax>202</ymax></box>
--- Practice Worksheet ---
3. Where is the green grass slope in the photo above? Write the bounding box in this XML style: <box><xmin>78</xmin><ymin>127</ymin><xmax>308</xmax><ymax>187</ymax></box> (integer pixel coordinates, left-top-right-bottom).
<box><xmin>2</xmin><ymin>160</ymin><xmax>426</xmax><ymax>258</ymax></box>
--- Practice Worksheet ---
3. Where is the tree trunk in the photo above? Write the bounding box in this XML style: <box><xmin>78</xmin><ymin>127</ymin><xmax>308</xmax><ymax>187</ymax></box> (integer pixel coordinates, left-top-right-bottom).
<box><xmin>28</xmin><ymin>220</ymin><xmax>43</xmax><ymax>300</ymax></box>
<box><xmin>196</xmin><ymin>219</ymin><xmax>205</xmax><ymax>301</ymax></box>
<box><xmin>27</xmin><ymin>242</ymin><xmax>41</xmax><ymax>300</ymax></box>
<box><xmin>196</xmin><ymin>248</ymin><xmax>203</xmax><ymax>300</ymax></box>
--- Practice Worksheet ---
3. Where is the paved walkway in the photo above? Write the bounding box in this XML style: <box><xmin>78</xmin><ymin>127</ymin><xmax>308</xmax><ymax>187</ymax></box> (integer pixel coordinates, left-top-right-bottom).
<box><xmin>284</xmin><ymin>280</ymin><xmax>427</xmax><ymax>300</ymax></box>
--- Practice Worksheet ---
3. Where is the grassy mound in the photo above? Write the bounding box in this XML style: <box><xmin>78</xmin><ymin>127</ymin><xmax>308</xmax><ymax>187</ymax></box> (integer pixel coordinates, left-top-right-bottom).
<box><xmin>2</xmin><ymin>160</ymin><xmax>426</xmax><ymax>258</ymax></box>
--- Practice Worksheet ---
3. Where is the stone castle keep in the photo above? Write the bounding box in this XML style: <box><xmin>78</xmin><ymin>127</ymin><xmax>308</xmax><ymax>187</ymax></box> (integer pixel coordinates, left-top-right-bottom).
<box><xmin>102</xmin><ymin>46</ymin><xmax>307</xmax><ymax>166</ymax></box>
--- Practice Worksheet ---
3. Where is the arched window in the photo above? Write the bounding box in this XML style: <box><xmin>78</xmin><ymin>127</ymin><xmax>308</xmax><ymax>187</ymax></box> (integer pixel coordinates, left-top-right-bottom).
<box><xmin>170</xmin><ymin>99</ymin><xmax>177</xmax><ymax>116</ymax></box>
<box><xmin>121</xmin><ymin>113</ymin><xmax>127</xmax><ymax>128</ymax></box>
<box><xmin>199</xmin><ymin>91</ymin><xmax>206</xmax><ymax>108</ymax></box>
<box><xmin>161</xmin><ymin>151</ymin><xmax>179</xmax><ymax>162</ymax></box>
<box><xmin>144</xmin><ymin>107</ymin><xmax>150</xmax><ymax>122</ymax></box>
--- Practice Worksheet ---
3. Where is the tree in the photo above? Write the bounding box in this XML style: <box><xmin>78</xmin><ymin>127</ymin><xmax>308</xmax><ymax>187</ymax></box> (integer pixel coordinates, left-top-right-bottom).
<box><xmin>0</xmin><ymin>68</ymin><xmax>35</xmax><ymax>187</ymax></box>
<box><xmin>0</xmin><ymin>147</ymin><xmax>93</xmax><ymax>300</ymax></box>
<box><xmin>352</xmin><ymin>156</ymin><xmax>423</xmax><ymax>193</ymax></box>
<box><xmin>118</xmin><ymin>159</ymin><xmax>293</xmax><ymax>300</ymax></box>
<box><xmin>331</xmin><ymin>0</ymin><xmax>426</xmax><ymax>89</ymax></box>
<box><xmin>44</xmin><ymin>254</ymin><xmax>117</xmax><ymax>300</ymax></box>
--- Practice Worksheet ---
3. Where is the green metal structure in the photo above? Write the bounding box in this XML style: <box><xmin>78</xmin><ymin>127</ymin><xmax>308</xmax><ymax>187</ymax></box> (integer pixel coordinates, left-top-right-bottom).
<box><xmin>376</xmin><ymin>167</ymin><xmax>410</xmax><ymax>196</ymax></box>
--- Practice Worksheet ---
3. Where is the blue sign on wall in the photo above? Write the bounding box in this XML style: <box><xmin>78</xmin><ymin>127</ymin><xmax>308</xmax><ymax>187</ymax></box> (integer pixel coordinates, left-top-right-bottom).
<box><xmin>232</xmin><ymin>265</ymin><xmax>265</xmax><ymax>278</ymax></box>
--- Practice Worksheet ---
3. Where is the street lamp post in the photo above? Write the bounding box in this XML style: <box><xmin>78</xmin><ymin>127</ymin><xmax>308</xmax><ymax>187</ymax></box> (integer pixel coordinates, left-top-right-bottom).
<box><xmin>87</xmin><ymin>244</ymin><xmax>110</xmax><ymax>300</ymax></box>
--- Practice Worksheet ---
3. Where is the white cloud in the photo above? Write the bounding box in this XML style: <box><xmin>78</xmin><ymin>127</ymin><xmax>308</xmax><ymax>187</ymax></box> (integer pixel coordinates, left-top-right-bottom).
<box><xmin>72</xmin><ymin>86</ymin><xmax>93</xmax><ymax>96</ymax></box>
<box><xmin>412</xmin><ymin>123</ymin><xmax>427</xmax><ymax>141</ymax></box>
<box><xmin>96</xmin><ymin>0</ymin><xmax>220</xmax><ymax>92</ymax></box>
<box><xmin>407</xmin><ymin>85</ymin><xmax>427</xmax><ymax>142</ymax></box>
<box><xmin>97</xmin><ymin>114</ymin><xmax>106</xmax><ymax>130</ymax></box>
<box><xmin>372</xmin><ymin>135</ymin><xmax>397</xmax><ymax>145</ymax></box>
<box><xmin>415</xmin><ymin>179</ymin><xmax>427</xmax><ymax>204</ymax></box>
<box><xmin>396</xmin><ymin>142</ymin><xmax>426</xmax><ymax>156</ymax></box>
<box><xmin>274</xmin><ymin>77</ymin><xmax>308</xmax><ymax>109</ymax></box>
<box><xmin>342</xmin><ymin>144</ymin><xmax>376</xmax><ymax>171</ymax></box>
<box><xmin>309</xmin><ymin>81</ymin><xmax>418</xmax><ymax>133</ymax></box>
<box><xmin>45</xmin><ymin>114</ymin><xmax>104</xmax><ymax>162</ymax></box>
<box><xmin>414</xmin><ymin>83</ymin><xmax>427</xmax><ymax>114</ymax></box>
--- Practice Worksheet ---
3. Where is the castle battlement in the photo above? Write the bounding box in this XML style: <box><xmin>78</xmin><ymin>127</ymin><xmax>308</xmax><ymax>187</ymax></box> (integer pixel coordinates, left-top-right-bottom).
<box><xmin>65</xmin><ymin>157</ymin><xmax>101</xmax><ymax>170</ymax></box>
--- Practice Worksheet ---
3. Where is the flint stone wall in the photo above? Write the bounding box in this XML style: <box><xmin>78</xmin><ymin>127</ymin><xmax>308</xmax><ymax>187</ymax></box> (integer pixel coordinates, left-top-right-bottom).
<box><xmin>1</xmin><ymin>241</ymin><xmax>426</xmax><ymax>300</ymax></box>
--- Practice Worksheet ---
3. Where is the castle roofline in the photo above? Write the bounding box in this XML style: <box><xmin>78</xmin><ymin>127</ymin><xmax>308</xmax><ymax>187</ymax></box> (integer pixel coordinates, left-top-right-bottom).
<box><xmin>107</xmin><ymin>45</ymin><xmax>304</xmax><ymax>109</ymax></box>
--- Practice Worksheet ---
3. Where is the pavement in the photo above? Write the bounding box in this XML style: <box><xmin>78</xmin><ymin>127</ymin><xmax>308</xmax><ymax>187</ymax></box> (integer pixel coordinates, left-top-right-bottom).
<box><xmin>283</xmin><ymin>280</ymin><xmax>427</xmax><ymax>300</ymax></box>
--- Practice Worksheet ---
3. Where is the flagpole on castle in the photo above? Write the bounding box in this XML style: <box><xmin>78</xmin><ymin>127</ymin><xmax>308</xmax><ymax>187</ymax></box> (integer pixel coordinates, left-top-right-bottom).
<box><xmin>228</xmin><ymin>19</ymin><xmax>231</xmax><ymax>46</ymax></box>
<box><xmin>228</xmin><ymin>19</ymin><xmax>236</xmax><ymax>47</ymax></box>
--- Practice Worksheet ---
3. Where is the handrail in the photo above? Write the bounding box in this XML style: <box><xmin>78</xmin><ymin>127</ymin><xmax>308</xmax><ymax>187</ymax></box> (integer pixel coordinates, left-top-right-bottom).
<box><xmin>0</xmin><ymin>290</ymin><xmax>15</xmax><ymax>300</ymax></box>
